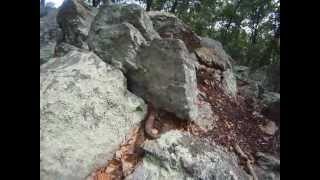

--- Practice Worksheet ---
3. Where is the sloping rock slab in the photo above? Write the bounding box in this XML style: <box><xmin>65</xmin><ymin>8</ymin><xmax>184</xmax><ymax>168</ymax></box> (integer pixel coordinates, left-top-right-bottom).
<box><xmin>126</xmin><ymin>130</ymin><xmax>250</xmax><ymax>180</ymax></box>
<box><xmin>40</xmin><ymin>8</ymin><xmax>62</xmax><ymax>65</ymax></box>
<box><xmin>40</xmin><ymin>51</ymin><xmax>147</xmax><ymax>179</ymax></box>
<box><xmin>57</xmin><ymin>0</ymin><xmax>97</xmax><ymax>49</ymax></box>
<box><xmin>128</xmin><ymin>38</ymin><xmax>198</xmax><ymax>121</ymax></box>
<box><xmin>88</xmin><ymin>22</ymin><xmax>147</xmax><ymax>72</ymax></box>
<box><xmin>148</xmin><ymin>11</ymin><xmax>201</xmax><ymax>51</ymax></box>
<box><xmin>92</xmin><ymin>4</ymin><xmax>160</xmax><ymax>41</ymax></box>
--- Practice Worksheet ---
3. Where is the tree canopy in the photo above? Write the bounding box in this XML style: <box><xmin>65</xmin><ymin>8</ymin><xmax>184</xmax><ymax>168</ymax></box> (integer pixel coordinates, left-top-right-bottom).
<box><xmin>41</xmin><ymin>0</ymin><xmax>280</xmax><ymax>69</ymax></box>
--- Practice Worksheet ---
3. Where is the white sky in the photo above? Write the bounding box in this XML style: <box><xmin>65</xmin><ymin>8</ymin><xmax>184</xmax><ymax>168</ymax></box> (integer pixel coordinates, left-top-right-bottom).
<box><xmin>47</xmin><ymin>0</ymin><xmax>64</xmax><ymax>7</ymax></box>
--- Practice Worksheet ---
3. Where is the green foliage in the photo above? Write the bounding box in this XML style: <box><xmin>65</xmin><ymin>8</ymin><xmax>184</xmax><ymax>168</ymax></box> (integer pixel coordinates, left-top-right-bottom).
<box><xmin>82</xmin><ymin>0</ymin><xmax>279</xmax><ymax>68</ymax></box>
<box><xmin>150</xmin><ymin>0</ymin><xmax>280</xmax><ymax>68</ymax></box>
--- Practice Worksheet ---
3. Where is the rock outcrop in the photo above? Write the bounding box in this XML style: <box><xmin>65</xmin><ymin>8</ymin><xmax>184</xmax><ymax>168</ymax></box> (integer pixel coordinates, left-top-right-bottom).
<box><xmin>40</xmin><ymin>2</ymin><xmax>279</xmax><ymax>180</ymax></box>
<box><xmin>88</xmin><ymin>22</ymin><xmax>147</xmax><ymax>72</ymax></box>
<box><xmin>89</xmin><ymin>5</ymin><xmax>199</xmax><ymax>122</ymax></box>
<box><xmin>128</xmin><ymin>38</ymin><xmax>199</xmax><ymax>121</ymax></box>
<box><xmin>57</xmin><ymin>0</ymin><xmax>97</xmax><ymax>49</ymax></box>
<box><xmin>88</xmin><ymin>4</ymin><xmax>160</xmax><ymax>72</ymax></box>
<box><xmin>40</xmin><ymin>50</ymin><xmax>147</xmax><ymax>179</ymax></box>
<box><xmin>40</xmin><ymin>8</ymin><xmax>62</xmax><ymax>65</ymax></box>
<box><xmin>195</xmin><ymin>37</ymin><xmax>237</xmax><ymax>98</ymax></box>
<box><xmin>254</xmin><ymin>152</ymin><xmax>280</xmax><ymax>180</ymax></box>
<box><xmin>148</xmin><ymin>11</ymin><xmax>201</xmax><ymax>51</ymax></box>
<box><xmin>91</xmin><ymin>4</ymin><xmax>160</xmax><ymax>42</ymax></box>
<box><xmin>126</xmin><ymin>130</ymin><xmax>250</xmax><ymax>180</ymax></box>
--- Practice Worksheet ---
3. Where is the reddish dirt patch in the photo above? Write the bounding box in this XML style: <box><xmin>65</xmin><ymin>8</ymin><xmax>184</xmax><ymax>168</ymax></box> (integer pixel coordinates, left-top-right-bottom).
<box><xmin>196</xmin><ymin>66</ymin><xmax>280</xmax><ymax>159</ymax></box>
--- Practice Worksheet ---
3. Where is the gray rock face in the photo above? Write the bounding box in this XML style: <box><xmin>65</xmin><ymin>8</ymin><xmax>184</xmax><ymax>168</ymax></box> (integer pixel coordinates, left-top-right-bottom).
<box><xmin>40</xmin><ymin>8</ymin><xmax>62</xmax><ymax>65</ymax></box>
<box><xmin>57</xmin><ymin>0</ymin><xmax>97</xmax><ymax>49</ymax></box>
<box><xmin>254</xmin><ymin>152</ymin><xmax>280</xmax><ymax>180</ymax></box>
<box><xmin>261</xmin><ymin>92</ymin><xmax>280</xmax><ymax>106</ymax></box>
<box><xmin>262</xmin><ymin>99</ymin><xmax>280</xmax><ymax>123</ymax></box>
<box><xmin>264</xmin><ymin>63</ymin><xmax>280</xmax><ymax>93</ymax></box>
<box><xmin>92</xmin><ymin>4</ymin><xmax>160</xmax><ymax>41</ymax></box>
<box><xmin>88</xmin><ymin>22</ymin><xmax>147</xmax><ymax>72</ymax></box>
<box><xmin>54</xmin><ymin>42</ymin><xmax>82</xmax><ymax>57</ymax></box>
<box><xmin>200</xmin><ymin>37</ymin><xmax>233</xmax><ymax>65</ymax></box>
<box><xmin>261</xmin><ymin>92</ymin><xmax>280</xmax><ymax>123</ymax></box>
<box><xmin>222</xmin><ymin>69</ymin><xmax>238</xmax><ymax>98</ymax></box>
<box><xmin>195</xmin><ymin>47</ymin><xmax>231</xmax><ymax>71</ymax></box>
<box><xmin>40</xmin><ymin>51</ymin><xmax>147</xmax><ymax>180</ymax></box>
<box><xmin>148</xmin><ymin>11</ymin><xmax>201</xmax><ymax>51</ymax></box>
<box><xmin>195</xmin><ymin>46</ymin><xmax>237</xmax><ymax>98</ymax></box>
<box><xmin>234</xmin><ymin>65</ymin><xmax>262</xmax><ymax>99</ymax></box>
<box><xmin>128</xmin><ymin>38</ymin><xmax>199</xmax><ymax>121</ymax></box>
<box><xmin>126</xmin><ymin>130</ymin><xmax>250</xmax><ymax>180</ymax></box>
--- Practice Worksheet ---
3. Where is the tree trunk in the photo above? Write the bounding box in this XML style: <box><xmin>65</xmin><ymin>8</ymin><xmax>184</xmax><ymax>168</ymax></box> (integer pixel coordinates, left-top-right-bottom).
<box><xmin>222</xmin><ymin>0</ymin><xmax>242</xmax><ymax>42</ymax></box>
<box><xmin>146</xmin><ymin>0</ymin><xmax>153</xmax><ymax>11</ymax></box>
<box><xmin>40</xmin><ymin>0</ymin><xmax>45</xmax><ymax>8</ymax></box>
<box><xmin>92</xmin><ymin>0</ymin><xmax>100</xmax><ymax>7</ymax></box>
<box><xmin>170</xmin><ymin>0</ymin><xmax>178</xmax><ymax>13</ymax></box>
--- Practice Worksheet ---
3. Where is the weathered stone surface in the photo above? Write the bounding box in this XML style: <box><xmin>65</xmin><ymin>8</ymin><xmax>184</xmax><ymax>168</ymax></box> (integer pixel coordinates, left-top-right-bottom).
<box><xmin>262</xmin><ymin>99</ymin><xmax>280</xmax><ymax>123</ymax></box>
<box><xmin>126</xmin><ymin>130</ymin><xmax>250</xmax><ymax>180</ymax></box>
<box><xmin>54</xmin><ymin>42</ymin><xmax>82</xmax><ymax>57</ymax></box>
<box><xmin>57</xmin><ymin>0</ymin><xmax>97</xmax><ymax>49</ymax></box>
<box><xmin>259</xmin><ymin>120</ymin><xmax>278</xmax><ymax>135</ymax></box>
<box><xmin>195</xmin><ymin>47</ymin><xmax>237</xmax><ymax>98</ymax></box>
<box><xmin>40</xmin><ymin>51</ymin><xmax>147</xmax><ymax>180</ymax></box>
<box><xmin>234</xmin><ymin>65</ymin><xmax>250</xmax><ymax>81</ymax></box>
<box><xmin>196</xmin><ymin>101</ymin><xmax>215</xmax><ymax>130</ymax></box>
<box><xmin>261</xmin><ymin>92</ymin><xmax>280</xmax><ymax>106</ymax></box>
<box><xmin>148</xmin><ymin>11</ymin><xmax>201</xmax><ymax>51</ymax></box>
<box><xmin>264</xmin><ymin>63</ymin><xmax>280</xmax><ymax>93</ymax></box>
<box><xmin>200</xmin><ymin>37</ymin><xmax>233</xmax><ymax>65</ymax></box>
<box><xmin>128</xmin><ymin>38</ymin><xmax>198</xmax><ymax>121</ymax></box>
<box><xmin>92</xmin><ymin>4</ymin><xmax>160</xmax><ymax>41</ymax></box>
<box><xmin>222</xmin><ymin>69</ymin><xmax>238</xmax><ymax>98</ymax></box>
<box><xmin>88</xmin><ymin>22</ymin><xmax>147</xmax><ymax>72</ymax></box>
<box><xmin>254</xmin><ymin>152</ymin><xmax>280</xmax><ymax>180</ymax></box>
<box><xmin>195</xmin><ymin>47</ymin><xmax>231</xmax><ymax>71</ymax></box>
<box><xmin>40</xmin><ymin>8</ymin><xmax>62</xmax><ymax>65</ymax></box>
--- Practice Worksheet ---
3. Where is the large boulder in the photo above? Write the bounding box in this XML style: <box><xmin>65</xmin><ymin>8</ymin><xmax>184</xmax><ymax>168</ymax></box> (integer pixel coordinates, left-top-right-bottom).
<box><xmin>261</xmin><ymin>93</ymin><xmax>280</xmax><ymax>123</ymax></box>
<box><xmin>88</xmin><ymin>22</ymin><xmax>147</xmax><ymax>72</ymax></box>
<box><xmin>221</xmin><ymin>69</ymin><xmax>238</xmax><ymax>98</ymax></box>
<box><xmin>40</xmin><ymin>51</ymin><xmax>147</xmax><ymax>180</ymax></box>
<box><xmin>54</xmin><ymin>42</ymin><xmax>82</xmax><ymax>57</ymax></box>
<box><xmin>195</xmin><ymin>47</ymin><xmax>230</xmax><ymax>71</ymax></box>
<box><xmin>195</xmin><ymin>45</ymin><xmax>237</xmax><ymax>98</ymax></box>
<box><xmin>40</xmin><ymin>8</ymin><xmax>62</xmax><ymax>65</ymax></box>
<box><xmin>147</xmin><ymin>11</ymin><xmax>201</xmax><ymax>52</ymax></box>
<box><xmin>254</xmin><ymin>152</ymin><xmax>280</xmax><ymax>180</ymax></box>
<box><xmin>126</xmin><ymin>130</ymin><xmax>250</xmax><ymax>180</ymax></box>
<box><xmin>57</xmin><ymin>0</ymin><xmax>97</xmax><ymax>49</ymax></box>
<box><xmin>200</xmin><ymin>37</ymin><xmax>233</xmax><ymax>65</ymax></box>
<box><xmin>128</xmin><ymin>38</ymin><xmax>199</xmax><ymax>121</ymax></box>
<box><xmin>91</xmin><ymin>4</ymin><xmax>160</xmax><ymax>42</ymax></box>
<box><xmin>250</xmin><ymin>63</ymin><xmax>280</xmax><ymax>94</ymax></box>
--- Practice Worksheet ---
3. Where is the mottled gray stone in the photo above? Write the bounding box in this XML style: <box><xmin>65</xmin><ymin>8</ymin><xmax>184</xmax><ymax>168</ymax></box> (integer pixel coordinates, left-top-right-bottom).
<box><xmin>126</xmin><ymin>130</ymin><xmax>250</xmax><ymax>180</ymax></box>
<box><xmin>254</xmin><ymin>152</ymin><xmax>280</xmax><ymax>180</ymax></box>
<box><xmin>40</xmin><ymin>8</ymin><xmax>62</xmax><ymax>65</ymax></box>
<box><xmin>200</xmin><ymin>37</ymin><xmax>233</xmax><ymax>66</ymax></box>
<box><xmin>222</xmin><ymin>69</ymin><xmax>238</xmax><ymax>98</ymax></box>
<box><xmin>57</xmin><ymin>0</ymin><xmax>97</xmax><ymax>49</ymax></box>
<box><xmin>88</xmin><ymin>22</ymin><xmax>147</xmax><ymax>72</ymax></box>
<box><xmin>92</xmin><ymin>4</ymin><xmax>160</xmax><ymax>41</ymax></box>
<box><xmin>40</xmin><ymin>51</ymin><xmax>147</xmax><ymax>180</ymax></box>
<box><xmin>147</xmin><ymin>11</ymin><xmax>201</xmax><ymax>51</ymax></box>
<box><xmin>128</xmin><ymin>38</ymin><xmax>199</xmax><ymax>121</ymax></box>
